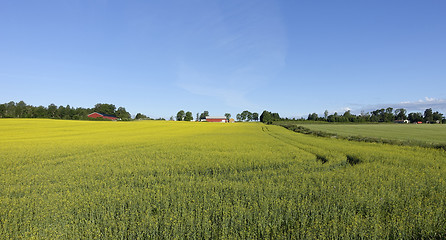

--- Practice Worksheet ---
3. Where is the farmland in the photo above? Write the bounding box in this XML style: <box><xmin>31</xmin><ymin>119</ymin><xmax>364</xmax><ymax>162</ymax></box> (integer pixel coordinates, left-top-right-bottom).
<box><xmin>276</xmin><ymin>123</ymin><xmax>446</xmax><ymax>145</ymax></box>
<box><xmin>1</xmin><ymin>119</ymin><xmax>445</xmax><ymax>239</ymax></box>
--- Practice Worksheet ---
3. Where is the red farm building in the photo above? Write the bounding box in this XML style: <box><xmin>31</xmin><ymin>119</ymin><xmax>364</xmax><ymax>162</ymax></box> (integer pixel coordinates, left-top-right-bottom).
<box><xmin>87</xmin><ymin>112</ymin><xmax>119</xmax><ymax>120</ymax></box>
<box><xmin>205</xmin><ymin>116</ymin><xmax>227</xmax><ymax>123</ymax></box>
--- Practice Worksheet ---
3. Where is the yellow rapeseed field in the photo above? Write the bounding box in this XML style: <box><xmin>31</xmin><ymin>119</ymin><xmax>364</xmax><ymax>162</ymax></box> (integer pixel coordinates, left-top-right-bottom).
<box><xmin>1</xmin><ymin>119</ymin><xmax>445</xmax><ymax>239</ymax></box>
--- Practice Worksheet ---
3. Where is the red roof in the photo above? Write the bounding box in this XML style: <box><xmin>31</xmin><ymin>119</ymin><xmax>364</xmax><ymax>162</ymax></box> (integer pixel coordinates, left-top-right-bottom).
<box><xmin>205</xmin><ymin>116</ymin><xmax>227</xmax><ymax>122</ymax></box>
<box><xmin>87</xmin><ymin>112</ymin><xmax>118</xmax><ymax>120</ymax></box>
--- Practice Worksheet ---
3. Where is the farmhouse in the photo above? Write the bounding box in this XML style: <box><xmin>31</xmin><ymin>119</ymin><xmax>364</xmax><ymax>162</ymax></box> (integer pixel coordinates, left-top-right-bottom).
<box><xmin>87</xmin><ymin>112</ymin><xmax>119</xmax><ymax>120</ymax></box>
<box><xmin>205</xmin><ymin>116</ymin><xmax>227</xmax><ymax>123</ymax></box>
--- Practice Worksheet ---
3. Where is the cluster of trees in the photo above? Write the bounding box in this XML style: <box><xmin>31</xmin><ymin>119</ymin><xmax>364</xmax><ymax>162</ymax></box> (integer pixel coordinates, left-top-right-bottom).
<box><xmin>235</xmin><ymin>110</ymin><xmax>259</xmax><ymax>122</ymax></box>
<box><xmin>175</xmin><ymin>110</ymin><xmax>262</xmax><ymax>122</ymax></box>
<box><xmin>406</xmin><ymin>108</ymin><xmax>444</xmax><ymax>123</ymax></box>
<box><xmin>304</xmin><ymin>107</ymin><xmax>445</xmax><ymax>123</ymax></box>
<box><xmin>134</xmin><ymin>113</ymin><xmax>149</xmax><ymax>120</ymax></box>
<box><xmin>0</xmin><ymin>101</ymin><xmax>131</xmax><ymax>120</ymax></box>
<box><xmin>176</xmin><ymin>110</ymin><xmax>194</xmax><ymax>121</ymax></box>
<box><xmin>260</xmin><ymin>110</ymin><xmax>281</xmax><ymax>124</ymax></box>
<box><xmin>93</xmin><ymin>103</ymin><xmax>131</xmax><ymax>120</ymax></box>
<box><xmin>175</xmin><ymin>110</ymin><xmax>210</xmax><ymax>121</ymax></box>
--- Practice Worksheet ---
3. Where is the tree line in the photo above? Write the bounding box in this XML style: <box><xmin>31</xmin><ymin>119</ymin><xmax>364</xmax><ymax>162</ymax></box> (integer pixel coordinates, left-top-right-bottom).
<box><xmin>303</xmin><ymin>107</ymin><xmax>444</xmax><ymax>123</ymax></box>
<box><xmin>0</xmin><ymin>101</ymin><xmax>132</xmax><ymax>120</ymax></box>
<box><xmin>2</xmin><ymin>101</ymin><xmax>444</xmax><ymax>124</ymax></box>
<box><xmin>174</xmin><ymin>110</ymin><xmax>263</xmax><ymax>122</ymax></box>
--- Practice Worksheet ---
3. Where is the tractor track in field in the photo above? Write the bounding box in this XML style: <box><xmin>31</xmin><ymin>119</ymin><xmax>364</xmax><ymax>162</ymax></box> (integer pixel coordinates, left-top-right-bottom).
<box><xmin>261</xmin><ymin>125</ymin><xmax>348</xmax><ymax>166</ymax></box>
<box><xmin>261</xmin><ymin>126</ymin><xmax>321</xmax><ymax>156</ymax></box>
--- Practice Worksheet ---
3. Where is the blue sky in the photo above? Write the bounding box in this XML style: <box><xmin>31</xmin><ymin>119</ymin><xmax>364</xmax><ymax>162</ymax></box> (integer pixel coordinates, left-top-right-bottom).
<box><xmin>1</xmin><ymin>1</ymin><xmax>445</xmax><ymax>118</ymax></box>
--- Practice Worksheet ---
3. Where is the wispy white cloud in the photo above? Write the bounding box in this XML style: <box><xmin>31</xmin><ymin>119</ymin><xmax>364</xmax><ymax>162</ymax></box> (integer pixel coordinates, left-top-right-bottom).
<box><xmin>350</xmin><ymin>97</ymin><xmax>446</xmax><ymax>114</ymax></box>
<box><xmin>393</xmin><ymin>97</ymin><xmax>446</xmax><ymax>112</ymax></box>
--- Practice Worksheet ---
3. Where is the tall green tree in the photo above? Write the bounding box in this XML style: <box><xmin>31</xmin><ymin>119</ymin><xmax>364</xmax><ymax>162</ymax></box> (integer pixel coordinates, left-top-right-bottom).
<box><xmin>247</xmin><ymin>112</ymin><xmax>253</xmax><ymax>121</ymax></box>
<box><xmin>16</xmin><ymin>101</ymin><xmax>27</xmax><ymax>118</ymax></box>
<box><xmin>260</xmin><ymin>110</ymin><xmax>280</xmax><ymax>123</ymax></box>
<box><xmin>65</xmin><ymin>105</ymin><xmax>74</xmax><ymax>119</ymax></box>
<box><xmin>116</xmin><ymin>107</ymin><xmax>131</xmax><ymax>119</ymax></box>
<box><xmin>260</xmin><ymin>111</ymin><xmax>272</xmax><ymax>123</ymax></box>
<box><xmin>408</xmin><ymin>112</ymin><xmax>423</xmax><ymax>123</ymax></box>
<box><xmin>33</xmin><ymin>106</ymin><xmax>48</xmax><ymax>118</ymax></box>
<box><xmin>94</xmin><ymin>103</ymin><xmax>116</xmax><ymax>115</ymax></box>
<box><xmin>433</xmin><ymin>111</ymin><xmax>443</xmax><ymax>123</ymax></box>
<box><xmin>424</xmin><ymin>108</ymin><xmax>433</xmax><ymax>123</ymax></box>
<box><xmin>384</xmin><ymin>107</ymin><xmax>394</xmax><ymax>122</ymax></box>
<box><xmin>176</xmin><ymin>110</ymin><xmax>185</xmax><ymax>121</ymax></box>
<box><xmin>394</xmin><ymin>108</ymin><xmax>407</xmax><ymax>120</ymax></box>
<box><xmin>184</xmin><ymin>111</ymin><xmax>193</xmax><ymax>121</ymax></box>
<box><xmin>241</xmin><ymin>110</ymin><xmax>252</xmax><ymax>121</ymax></box>
<box><xmin>225</xmin><ymin>113</ymin><xmax>231</xmax><ymax>121</ymax></box>
<box><xmin>5</xmin><ymin>101</ymin><xmax>15</xmax><ymax>118</ymax></box>
<box><xmin>0</xmin><ymin>104</ymin><xmax>5</xmax><ymax>118</ymax></box>
<box><xmin>135</xmin><ymin>113</ymin><xmax>148</xmax><ymax>119</ymax></box>
<box><xmin>370</xmin><ymin>109</ymin><xmax>382</xmax><ymax>122</ymax></box>
<box><xmin>252</xmin><ymin>112</ymin><xmax>259</xmax><ymax>121</ymax></box>
<box><xmin>200</xmin><ymin>111</ymin><xmax>209</xmax><ymax>120</ymax></box>
<box><xmin>359</xmin><ymin>111</ymin><xmax>370</xmax><ymax>122</ymax></box>
<box><xmin>327</xmin><ymin>114</ymin><xmax>336</xmax><ymax>122</ymax></box>
<box><xmin>307</xmin><ymin>113</ymin><xmax>318</xmax><ymax>121</ymax></box>
<box><xmin>271</xmin><ymin>113</ymin><xmax>280</xmax><ymax>121</ymax></box>
<box><xmin>48</xmin><ymin>104</ymin><xmax>57</xmax><ymax>118</ymax></box>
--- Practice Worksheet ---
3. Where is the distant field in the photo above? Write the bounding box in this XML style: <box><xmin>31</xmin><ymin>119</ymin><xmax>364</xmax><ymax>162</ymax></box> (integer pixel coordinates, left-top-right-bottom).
<box><xmin>1</xmin><ymin>119</ymin><xmax>445</xmax><ymax>239</ymax></box>
<box><xmin>281</xmin><ymin>123</ymin><xmax>446</xmax><ymax>145</ymax></box>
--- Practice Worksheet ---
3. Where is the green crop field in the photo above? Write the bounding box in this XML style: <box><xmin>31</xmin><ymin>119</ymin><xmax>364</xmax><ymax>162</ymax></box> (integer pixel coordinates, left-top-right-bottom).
<box><xmin>1</xmin><ymin>119</ymin><xmax>445</xmax><ymax>239</ymax></box>
<box><xmin>278</xmin><ymin>123</ymin><xmax>446</xmax><ymax>145</ymax></box>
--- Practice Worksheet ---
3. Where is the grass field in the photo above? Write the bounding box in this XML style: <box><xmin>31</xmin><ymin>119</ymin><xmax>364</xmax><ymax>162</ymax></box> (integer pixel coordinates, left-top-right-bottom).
<box><xmin>276</xmin><ymin>122</ymin><xmax>446</xmax><ymax>145</ymax></box>
<box><xmin>1</xmin><ymin>119</ymin><xmax>445</xmax><ymax>239</ymax></box>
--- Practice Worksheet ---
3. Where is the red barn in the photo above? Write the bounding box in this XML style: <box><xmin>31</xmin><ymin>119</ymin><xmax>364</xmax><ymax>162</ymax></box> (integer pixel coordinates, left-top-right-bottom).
<box><xmin>87</xmin><ymin>112</ymin><xmax>119</xmax><ymax>120</ymax></box>
<box><xmin>205</xmin><ymin>116</ymin><xmax>227</xmax><ymax>123</ymax></box>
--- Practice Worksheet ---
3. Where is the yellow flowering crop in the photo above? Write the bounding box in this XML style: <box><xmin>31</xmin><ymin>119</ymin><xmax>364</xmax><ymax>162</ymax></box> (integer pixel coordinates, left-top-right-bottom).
<box><xmin>0</xmin><ymin>119</ymin><xmax>445</xmax><ymax>239</ymax></box>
